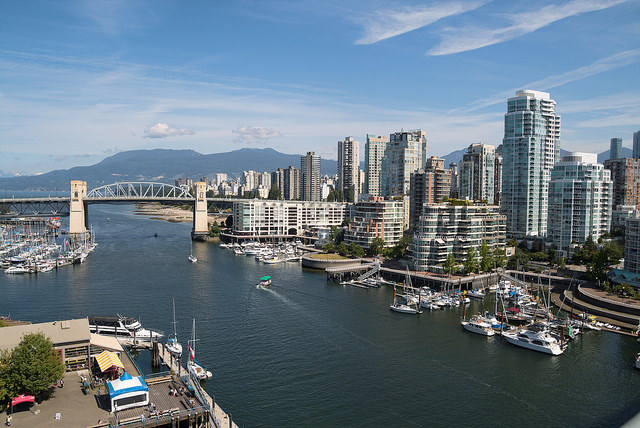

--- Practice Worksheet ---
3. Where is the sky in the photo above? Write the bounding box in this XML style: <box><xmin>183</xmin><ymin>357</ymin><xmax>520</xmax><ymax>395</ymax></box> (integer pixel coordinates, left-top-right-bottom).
<box><xmin>1</xmin><ymin>0</ymin><xmax>639</xmax><ymax>176</ymax></box>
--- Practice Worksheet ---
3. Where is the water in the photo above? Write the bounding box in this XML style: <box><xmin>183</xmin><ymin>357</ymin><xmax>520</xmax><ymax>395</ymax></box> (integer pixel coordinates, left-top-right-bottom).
<box><xmin>2</xmin><ymin>203</ymin><xmax>640</xmax><ymax>427</ymax></box>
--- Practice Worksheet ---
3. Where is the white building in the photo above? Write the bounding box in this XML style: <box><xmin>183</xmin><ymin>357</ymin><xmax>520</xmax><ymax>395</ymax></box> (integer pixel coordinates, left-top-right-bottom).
<box><xmin>501</xmin><ymin>90</ymin><xmax>561</xmax><ymax>238</ymax></box>
<box><xmin>364</xmin><ymin>134</ymin><xmax>389</xmax><ymax>196</ymax></box>
<box><xmin>411</xmin><ymin>204</ymin><xmax>506</xmax><ymax>272</ymax></box>
<box><xmin>232</xmin><ymin>200</ymin><xmax>347</xmax><ymax>236</ymax></box>
<box><xmin>301</xmin><ymin>152</ymin><xmax>322</xmax><ymax>201</ymax></box>
<box><xmin>459</xmin><ymin>143</ymin><xmax>495</xmax><ymax>203</ymax></box>
<box><xmin>547</xmin><ymin>152</ymin><xmax>612</xmax><ymax>253</ymax></box>
<box><xmin>381</xmin><ymin>129</ymin><xmax>428</xmax><ymax>196</ymax></box>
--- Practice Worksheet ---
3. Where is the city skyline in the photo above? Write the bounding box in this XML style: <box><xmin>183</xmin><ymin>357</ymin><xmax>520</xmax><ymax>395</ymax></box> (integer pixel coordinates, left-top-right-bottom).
<box><xmin>1</xmin><ymin>0</ymin><xmax>639</xmax><ymax>176</ymax></box>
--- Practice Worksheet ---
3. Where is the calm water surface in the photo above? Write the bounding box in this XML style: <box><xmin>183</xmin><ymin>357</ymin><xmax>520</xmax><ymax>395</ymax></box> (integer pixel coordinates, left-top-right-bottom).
<box><xmin>2</xmin><ymin>203</ymin><xmax>640</xmax><ymax>427</ymax></box>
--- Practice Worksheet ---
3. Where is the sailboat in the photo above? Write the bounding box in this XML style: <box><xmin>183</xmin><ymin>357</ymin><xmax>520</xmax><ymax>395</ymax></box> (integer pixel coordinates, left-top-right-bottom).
<box><xmin>165</xmin><ymin>299</ymin><xmax>182</xmax><ymax>357</ymax></box>
<box><xmin>389</xmin><ymin>269</ymin><xmax>421</xmax><ymax>314</ymax></box>
<box><xmin>188</xmin><ymin>240</ymin><xmax>197</xmax><ymax>263</ymax></box>
<box><xmin>187</xmin><ymin>319</ymin><xmax>212</xmax><ymax>380</ymax></box>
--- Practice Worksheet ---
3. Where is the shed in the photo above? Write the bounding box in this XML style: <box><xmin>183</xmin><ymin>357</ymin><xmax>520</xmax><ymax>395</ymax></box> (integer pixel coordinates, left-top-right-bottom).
<box><xmin>107</xmin><ymin>371</ymin><xmax>149</xmax><ymax>412</ymax></box>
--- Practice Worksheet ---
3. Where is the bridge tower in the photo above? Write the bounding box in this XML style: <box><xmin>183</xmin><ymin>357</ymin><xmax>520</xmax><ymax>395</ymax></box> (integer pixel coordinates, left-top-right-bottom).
<box><xmin>69</xmin><ymin>180</ymin><xmax>88</xmax><ymax>235</ymax></box>
<box><xmin>192</xmin><ymin>182</ymin><xmax>209</xmax><ymax>240</ymax></box>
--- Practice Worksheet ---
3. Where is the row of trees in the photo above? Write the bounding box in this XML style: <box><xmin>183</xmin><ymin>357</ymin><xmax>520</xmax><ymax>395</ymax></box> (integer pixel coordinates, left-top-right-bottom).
<box><xmin>443</xmin><ymin>241</ymin><xmax>507</xmax><ymax>275</ymax></box>
<box><xmin>0</xmin><ymin>333</ymin><xmax>65</xmax><ymax>408</ymax></box>
<box><xmin>321</xmin><ymin>227</ymin><xmax>412</xmax><ymax>259</ymax></box>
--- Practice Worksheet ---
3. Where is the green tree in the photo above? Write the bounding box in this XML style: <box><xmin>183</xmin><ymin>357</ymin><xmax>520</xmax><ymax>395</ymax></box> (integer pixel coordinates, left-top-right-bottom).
<box><xmin>0</xmin><ymin>349</ymin><xmax>15</xmax><ymax>406</ymax></box>
<box><xmin>348</xmin><ymin>242</ymin><xmax>365</xmax><ymax>258</ymax></box>
<box><xmin>345</xmin><ymin>187</ymin><xmax>354</xmax><ymax>203</ymax></box>
<box><xmin>493</xmin><ymin>246</ymin><xmax>506</xmax><ymax>269</ymax></box>
<box><xmin>267</xmin><ymin>185</ymin><xmax>282</xmax><ymax>200</ymax></box>
<box><xmin>224</xmin><ymin>215</ymin><xmax>233</xmax><ymax>228</ymax></box>
<box><xmin>323</xmin><ymin>242</ymin><xmax>337</xmax><ymax>253</ymax></box>
<box><xmin>443</xmin><ymin>252</ymin><xmax>456</xmax><ymax>275</ymax></box>
<box><xmin>368</xmin><ymin>237</ymin><xmax>385</xmax><ymax>256</ymax></box>
<box><xmin>336</xmin><ymin>242</ymin><xmax>348</xmax><ymax>256</ymax></box>
<box><xmin>8</xmin><ymin>333</ymin><xmax>65</xmax><ymax>396</ymax></box>
<box><xmin>326</xmin><ymin>191</ymin><xmax>336</xmax><ymax>202</ymax></box>
<box><xmin>464</xmin><ymin>247</ymin><xmax>479</xmax><ymax>274</ymax></box>
<box><xmin>507</xmin><ymin>248</ymin><xmax>530</xmax><ymax>270</ymax></box>
<box><xmin>210</xmin><ymin>221</ymin><xmax>220</xmax><ymax>237</ymax></box>
<box><xmin>479</xmin><ymin>241</ymin><xmax>492</xmax><ymax>272</ymax></box>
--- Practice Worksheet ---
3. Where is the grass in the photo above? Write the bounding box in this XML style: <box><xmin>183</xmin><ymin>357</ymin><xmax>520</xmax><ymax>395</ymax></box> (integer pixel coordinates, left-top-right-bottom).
<box><xmin>308</xmin><ymin>253</ymin><xmax>349</xmax><ymax>260</ymax></box>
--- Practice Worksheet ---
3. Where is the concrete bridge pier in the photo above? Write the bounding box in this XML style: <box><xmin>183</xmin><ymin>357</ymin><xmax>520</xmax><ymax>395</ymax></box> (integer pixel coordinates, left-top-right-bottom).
<box><xmin>192</xmin><ymin>182</ymin><xmax>209</xmax><ymax>240</ymax></box>
<box><xmin>69</xmin><ymin>180</ymin><xmax>88</xmax><ymax>235</ymax></box>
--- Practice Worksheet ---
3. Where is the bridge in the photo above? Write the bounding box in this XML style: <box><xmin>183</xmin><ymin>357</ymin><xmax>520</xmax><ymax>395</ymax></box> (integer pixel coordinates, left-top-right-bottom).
<box><xmin>0</xmin><ymin>181</ymin><xmax>214</xmax><ymax>240</ymax></box>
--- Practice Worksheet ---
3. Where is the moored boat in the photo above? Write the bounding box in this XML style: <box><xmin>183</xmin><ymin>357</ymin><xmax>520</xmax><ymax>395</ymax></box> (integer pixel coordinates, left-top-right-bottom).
<box><xmin>461</xmin><ymin>315</ymin><xmax>495</xmax><ymax>336</ymax></box>
<box><xmin>503</xmin><ymin>325</ymin><xmax>564</xmax><ymax>355</ymax></box>
<box><xmin>89</xmin><ymin>315</ymin><xmax>163</xmax><ymax>339</ymax></box>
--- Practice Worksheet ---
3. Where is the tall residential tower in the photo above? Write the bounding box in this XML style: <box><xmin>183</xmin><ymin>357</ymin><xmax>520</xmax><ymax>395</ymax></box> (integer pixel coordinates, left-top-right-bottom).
<box><xmin>364</xmin><ymin>134</ymin><xmax>389</xmax><ymax>196</ymax></box>
<box><xmin>501</xmin><ymin>90</ymin><xmax>561</xmax><ymax>238</ymax></box>
<box><xmin>337</xmin><ymin>136</ymin><xmax>360</xmax><ymax>201</ymax></box>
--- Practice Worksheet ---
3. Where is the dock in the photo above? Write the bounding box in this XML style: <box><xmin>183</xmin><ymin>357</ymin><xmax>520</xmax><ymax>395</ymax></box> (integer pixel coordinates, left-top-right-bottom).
<box><xmin>157</xmin><ymin>343</ymin><xmax>239</xmax><ymax>428</ymax></box>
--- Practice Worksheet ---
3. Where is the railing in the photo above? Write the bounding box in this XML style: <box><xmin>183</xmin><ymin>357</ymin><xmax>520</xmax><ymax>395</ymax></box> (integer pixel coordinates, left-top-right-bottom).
<box><xmin>87</xmin><ymin>182</ymin><xmax>194</xmax><ymax>200</ymax></box>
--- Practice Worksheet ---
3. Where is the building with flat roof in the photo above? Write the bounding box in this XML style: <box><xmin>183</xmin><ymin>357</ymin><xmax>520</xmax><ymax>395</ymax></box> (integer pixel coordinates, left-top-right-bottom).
<box><xmin>301</xmin><ymin>152</ymin><xmax>321</xmax><ymax>201</ymax></box>
<box><xmin>364</xmin><ymin>134</ymin><xmax>389</xmax><ymax>196</ymax></box>
<box><xmin>338</xmin><ymin>136</ymin><xmax>360</xmax><ymax>201</ymax></box>
<box><xmin>459</xmin><ymin>143</ymin><xmax>495</xmax><ymax>203</ymax></box>
<box><xmin>409</xmin><ymin>158</ymin><xmax>451</xmax><ymax>232</ymax></box>
<box><xmin>547</xmin><ymin>152</ymin><xmax>612</xmax><ymax>253</ymax></box>
<box><xmin>604</xmin><ymin>157</ymin><xmax>640</xmax><ymax>211</ymax></box>
<box><xmin>344</xmin><ymin>197</ymin><xmax>404</xmax><ymax>249</ymax></box>
<box><xmin>411</xmin><ymin>204</ymin><xmax>506</xmax><ymax>272</ymax></box>
<box><xmin>381</xmin><ymin>129</ymin><xmax>427</xmax><ymax>196</ymax></box>
<box><xmin>610</xmin><ymin>138</ymin><xmax>623</xmax><ymax>160</ymax></box>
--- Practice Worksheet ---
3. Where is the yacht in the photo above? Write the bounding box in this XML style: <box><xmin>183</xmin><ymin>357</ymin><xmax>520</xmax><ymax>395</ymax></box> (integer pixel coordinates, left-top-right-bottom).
<box><xmin>503</xmin><ymin>325</ymin><xmax>564</xmax><ymax>355</ymax></box>
<box><xmin>89</xmin><ymin>315</ymin><xmax>163</xmax><ymax>339</ymax></box>
<box><xmin>166</xmin><ymin>300</ymin><xmax>182</xmax><ymax>357</ymax></box>
<box><xmin>461</xmin><ymin>315</ymin><xmax>495</xmax><ymax>336</ymax></box>
<box><xmin>188</xmin><ymin>319</ymin><xmax>213</xmax><ymax>380</ymax></box>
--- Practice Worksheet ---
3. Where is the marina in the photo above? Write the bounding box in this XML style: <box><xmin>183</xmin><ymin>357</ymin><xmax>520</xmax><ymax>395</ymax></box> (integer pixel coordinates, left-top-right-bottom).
<box><xmin>2</xmin><ymin>203</ymin><xmax>640</xmax><ymax>426</ymax></box>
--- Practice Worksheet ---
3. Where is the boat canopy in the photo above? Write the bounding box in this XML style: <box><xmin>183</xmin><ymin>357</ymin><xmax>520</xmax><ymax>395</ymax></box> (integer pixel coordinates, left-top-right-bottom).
<box><xmin>95</xmin><ymin>350</ymin><xmax>125</xmax><ymax>372</ymax></box>
<box><xmin>11</xmin><ymin>395</ymin><xmax>35</xmax><ymax>406</ymax></box>
<box><xmin>260</xmin><ymin>276</ymin><xmax>272</xmax><ymax>281</ymax></box>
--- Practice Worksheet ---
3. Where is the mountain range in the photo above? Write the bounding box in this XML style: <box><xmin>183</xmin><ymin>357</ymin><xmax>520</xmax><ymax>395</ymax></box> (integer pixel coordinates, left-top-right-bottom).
<box><xmin>0</xmin><ymin>146</ymin><xmax>632</xmax><ymax>191</ymax></box>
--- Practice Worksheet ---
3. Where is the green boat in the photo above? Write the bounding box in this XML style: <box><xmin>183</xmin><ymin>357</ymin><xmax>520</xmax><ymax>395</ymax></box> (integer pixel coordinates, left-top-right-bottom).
<box><xmin>258</xmin><ymin>276</ymin><xmax>272</xmax><ymax>287</ymax></box>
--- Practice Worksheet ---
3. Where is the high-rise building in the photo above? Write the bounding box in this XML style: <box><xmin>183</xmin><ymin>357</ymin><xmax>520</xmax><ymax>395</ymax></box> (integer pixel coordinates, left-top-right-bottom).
<box><xmin>381</xmin><ymin>129</ymin><xmax>428</xmax><ymax>196</ymax></box>
<box><xmin>301</xmin><ymin>152</ymin><xmax>321</xmax><ymax>201</ymax></box>
<box><xmin>410</xmin><ymin>204</ymin><xmax>506</xmax><ymax>272</ymax></box>
<box><xmin>494</xmin><ymin>146</ymin><xmax>503</xmax><ymax>206</ymax></box>
<box><xmin>337</xmin><ymin>136</ymin><xmax>360</xmax><ymax>201</ymax></box>
<box><xmin>501</xmin><ymin>90</ymin><xmax>561</xmax><ymax>238</ymax></box>
<box><xmin>271</xmin><ymin>168</ymin><xmax>285</xmax><ymax>199</ymax></box>
<box><xmin>408</xmin><ymin>157</ymin><xmax>451</xmax><ymax>232</ymax></box>
<box><xmin>634</xmin><ymin>131</ymin><xmax>640</xmax><ymax>159</ymax></box>
<box><xmin>604</xmin><ymin>158</ymin><xmax>640</xmax><ymax>210</ymax></box>
<box><xmin>610</xmin><ymin>138</ymin><xmax>623</xmax><ymax>160</ymax></box>
<box><xmin>448</xmin><ymin>162</ymin><xmax>459</xmax><ymax>198</ymax></box>
<box><xmin>344</xmin><ymin>197</ymin><xmax>404</xmax><ymax>249</ymax></box>
<box><xmin>284</xmin><ymin>166</ymin><xmax>301</xmax><ymax>200</ymax></box>
<box><xmin>364</xmin><ymin>134</ymin><xmax>389</xmax><ymax>196</ymax></box>
<box><xmin>624</xmin><ymin>212</ymin><xmax>640</xmax><ymax>274</ymax></box>
<box><xmin>547</xmin><ymin>153</ymin><xmax>612</xmax><ymax>252</ymax></box>
<box><xmin>459</xmin><ymin>143</ymin><xmax>495</xmax><ymax>203</ymax></box>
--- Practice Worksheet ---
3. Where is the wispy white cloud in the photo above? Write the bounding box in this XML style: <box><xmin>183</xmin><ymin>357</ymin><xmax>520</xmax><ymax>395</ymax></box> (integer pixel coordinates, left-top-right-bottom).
<box><xmin>143</xmin><ymin>123</ymin><xmax>195</xmax><ymax>139</ymax></box>
<box><xmin>232</xmin><ymin>126</ymin><xmax>282</xmax><ymax>141</ymax></box>
<box><xmin>355</xmin><ymin>1</ymin><xmax>486</xmax><ymax>45</ymax></box>
<box><xmin>429</xmin><ymin>0</ymin><xmax>627</xmax><ymax>55</ymax></box>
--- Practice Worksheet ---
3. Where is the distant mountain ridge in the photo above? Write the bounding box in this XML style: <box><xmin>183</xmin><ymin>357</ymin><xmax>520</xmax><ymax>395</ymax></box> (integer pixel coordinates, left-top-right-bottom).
<box><xmin>0</xmin><ymin>148</ymin><xmax>338</xmax><ymax>191</ymax></box>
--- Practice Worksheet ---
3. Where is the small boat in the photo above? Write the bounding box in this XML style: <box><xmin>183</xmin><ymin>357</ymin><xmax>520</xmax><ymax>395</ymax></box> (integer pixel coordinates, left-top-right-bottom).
<box><xmin>258</xmin><ymin>276</ymin><xmax>272</xmax><ymax>288</ymax></box>
<box><xmin>461</xmin><ymin>315</ymin><xmax>495</xmax><ymax>336</ymax></box>
<box><xmin>188</xmin><ymin>240</ymin><xmax>197</xmax><ymax>263</ymax></box>
<box><xmin>166</xmin><ymin>299</ymin><xmax>182</xmax><ymax>358</ymax></box>
<box><xmin>635</xmin><ymin>353</ymin><xmax>640</xmax><ymax>370</ymax></box>
<box><xmin>389</xmin><ymin>271</ymin><xmax>421</xmax><ymax>315</ymax></box>
<box><xmin>467</xmin><ymin>288</ymin><xmax>486</xmax><ymax>299</ymax></box>
<box><xmin>5</xmin><ymin>265</ymin><xmax>29</xmax><ymax>274</ymax></box>
<box><xmin>188</xmin><ymin>319</ymin><xmax>213</xmax><ymax>380</ymax></box>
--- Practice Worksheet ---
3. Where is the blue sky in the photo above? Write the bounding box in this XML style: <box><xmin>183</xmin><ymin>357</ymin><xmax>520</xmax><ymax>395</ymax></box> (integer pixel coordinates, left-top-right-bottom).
<box><xmin>1</xmin><ymin>0</ymin><xmax>639</xmax><ymax>176</ymax></box>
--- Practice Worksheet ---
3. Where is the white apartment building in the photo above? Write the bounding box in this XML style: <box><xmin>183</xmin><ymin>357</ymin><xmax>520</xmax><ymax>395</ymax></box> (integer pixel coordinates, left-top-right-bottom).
<box><xmin>232</xmin><ymin>200</ymin><xmax>347</xmax><ymax>236</ymax></box>
<box><xmin>411</xmin><ymin>204</ymin><xmax>506</xmax><ymax>272</ymax></box>
<box><xmin>364</xmin><ymin>134</ymin><xmax>388</xmax><ymax>196</ymax></box>
<box><xmin>547</xmin><ymin>153</ymin><xmax>612</xmax><ymax>253</ymax></box>
<box><xmin>344</xmin><ymin>198</ymin><xmax>404</xmax><ymax>249</ymax></box>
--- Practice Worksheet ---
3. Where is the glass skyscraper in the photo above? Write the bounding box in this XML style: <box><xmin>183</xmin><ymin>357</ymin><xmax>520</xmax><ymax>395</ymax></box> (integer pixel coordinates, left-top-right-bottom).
<box><xmin>501</xmin><ymin>90</ymin><xmax>561</xmax><ymax>238</ymax></box>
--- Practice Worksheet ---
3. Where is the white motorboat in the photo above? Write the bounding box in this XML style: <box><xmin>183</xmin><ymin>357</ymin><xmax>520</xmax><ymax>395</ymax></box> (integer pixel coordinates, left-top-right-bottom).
<box><xmin>390</xmin><ymin>301</ymin><xmax>421</xmax><ymax>314</ymax></box>
<box><xmin>461</xmin><ymin>315</ymin><xmax>495</xmax><ymax>336</ymax></box>
<box><xmin>187</xmin><ymin>319</ymin><xmax>213</xmax><ymax>380</ymax></box>
<box><xmin>503</xmin><ymin>326</ymin><xmax>564</xmax><ymax>355</ymax></box>
<box><xmin>166</xmin><ymin>299</ymin><xmax>182</xmax><ymax>358</ymax></box>
<box><xmin>5</xmin><ymin>265</ymin><xmax>29</xmax><ymax>274</ymax></box>
<box><xmin>89</xmin><ymin>315</ymin><xmax>163</xmax><ymax>339</ymax></box>
<box><xmin>467</xmin><ymin>288</ymin><xmax>486</xmax><ymax>299</ymax></box>
<box><xmin>188</xmin><ymin>254</ymin><xmax>197</xmax><ymax>263</ymax></box>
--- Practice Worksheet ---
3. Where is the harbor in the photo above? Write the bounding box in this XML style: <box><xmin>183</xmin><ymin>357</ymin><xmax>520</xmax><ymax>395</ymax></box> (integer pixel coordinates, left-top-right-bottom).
<box><xmin>2</xmin><ymin>203</ymin><xmax>640</xmax><ymax>426</ymax></box>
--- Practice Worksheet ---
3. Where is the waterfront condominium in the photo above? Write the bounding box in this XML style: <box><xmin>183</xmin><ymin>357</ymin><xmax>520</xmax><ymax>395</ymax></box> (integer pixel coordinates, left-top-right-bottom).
<box><xmin>547</xmin><ymin>153</ymin><xmax>612</xmax><ymax>254</ymax></box>
<box><xmin>494</xmin><ymin>146</ymin><xmax>503</xmax><ymax>206</ymax></box>
<box><xmin>344</xmin><ymin>197</ymin><xmax>404</xmax><ymax>249</ymax></box>
<box><xmin>380</xmin><ymin>129</ymin><xmax>428</xmax><ymax>196</ymax></box>
<box><xmin>458</xmin><ymin>143</ymin><xmax>495</xmax><ymax>203</ymax></box>
<box><xmin>610</xmin><ymin>138</ymin><xmax>622</xmax><ymax>160</ymax></box>
<box><xmin>364</xmin><ymin>134</ymin><xmax>389</xmax><ymax>196</ymax></box>
<box><xmin>604</xmin><ymin>157</ymin><xmax>640</xmax><ymax>211</ymax></box>
<box><xmin>634</xmin><ymin>131</ymin><xmax>640</xmax><ymax>159</ymax></box>
<box><xmin>410</xmin><ymin>203</ymin><xmax>506</xmax><ymax>273</ymax></box>
<box><xmin>301</xmin><ymin>152</ymin><xmax>321</xmax><ymax>201</ymax></box>
<box><xmin>337</xmin><ymin>136</ymin><xmax>361</xmax><ymax>201</ymax></box>
<box><xmin>500</xmin><ymin>90</ymin><xmax>561</xmax><ymax>238</ymax></box>
<box><xmin>408</xmin><ymin>157</ymin><xmax>451</xmax><ymax>232</ymax></box>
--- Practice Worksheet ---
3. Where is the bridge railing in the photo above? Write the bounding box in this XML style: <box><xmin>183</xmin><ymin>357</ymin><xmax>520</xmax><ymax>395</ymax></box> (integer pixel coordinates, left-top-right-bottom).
<box><xmin>86</xmin><ymin>182</ymin><xmax>194</xmax><ymax>200</ymax></box>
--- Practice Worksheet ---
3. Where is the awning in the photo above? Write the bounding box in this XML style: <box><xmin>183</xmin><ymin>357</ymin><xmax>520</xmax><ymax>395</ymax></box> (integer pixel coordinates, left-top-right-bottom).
<box><xmin>95</xmin><ymin>350</ymin><xmax>124</xmax><ymax>373</ymax></box>
<box><xmin>107</xmin><ymin>371</ymin><xmax>148</xmax><ymax>399</ymax></box>
<box><xmin>11</xmin><ymin>395</ymin><xmax>35</xmax><ymax>406</ymax></box>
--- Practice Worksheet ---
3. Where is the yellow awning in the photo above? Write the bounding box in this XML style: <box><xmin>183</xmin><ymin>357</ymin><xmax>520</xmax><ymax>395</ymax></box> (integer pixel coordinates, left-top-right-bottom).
<box><xmin>95</xmin><ymin>350</ymin><xmax>124</xmax><ymax>372</ymax></box>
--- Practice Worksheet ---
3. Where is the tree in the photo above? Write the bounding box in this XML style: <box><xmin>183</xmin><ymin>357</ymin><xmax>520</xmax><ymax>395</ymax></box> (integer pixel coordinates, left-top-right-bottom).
<box><xmin>507</xmin><ymin>248</ymin><xmax>530</xmax><ymax>270</ymax></box>
<box><xmin>323</xmin><ymin>242</ymin><xmax>337</xmax><ymax>253</ymax></box>
<box><xmin>464</xmin><ymin>247</ymin><xmax>479</xmax><ymax>274</ymax></box>
<box><xmin>493</xmin><ymin>246</ymin><xmax>506</xmax><ymax>269</ymax></box>
<box><xmin>210</xmin><ymin>221</ymin><xmax>220</xmax><ymax>237</ymax></box>
<box><xmin>326</xmin><ymin>191</ymin><xmax>336</xmax><ymax>202</ymax></box>
<box><xmin>345</xmin><ymin>187</ymin><xmax>354</xmax><ymax>203</ymax></box>
<box><xmin>224</xmin><ymin>215</ymin><xmax>233</xmax><ymax>228</ymax></box>
<box><xmin>479</xmin><ymin>241</ymin><xmax>492</xmax><ymax>272</ymax></box>
<box><xmin>368</xmin><ymin>237</ymin><xmax>385</xmax><ymax>256</ymax></box>
<box><xmin>443</xmin><ymin>252</ymin><xmax>456</xmax><ymax>275</ymax></box>
<box><xmin>267</xmin><ymin>185</ymin><xmax>282</xmax><ymax>200</ymax></box>
<box><xmin>348</xmin><ymin>242</ymin><xmax>365</xmax><ymax>258</ymax></box>
<box><xmin>387</xmin><ymin>235</ymin><xmax>413</xmax><ymax>260</ymax></box>
<box><xmin>8</xmin><ymin>333</ymin><xmax>65</xmax><ymax>396</ymax></box>
<box><xmin>0</xmin><ymin>349</ymin><xmax>15</xmax><ymax>407</ymax></box>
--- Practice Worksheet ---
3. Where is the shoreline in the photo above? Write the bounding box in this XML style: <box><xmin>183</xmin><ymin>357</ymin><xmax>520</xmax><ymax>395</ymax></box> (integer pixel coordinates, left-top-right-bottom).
<box><xmin>135</xmin><ymin>202</ymin><xmax>228</xmax><ymax>225</ymax></box>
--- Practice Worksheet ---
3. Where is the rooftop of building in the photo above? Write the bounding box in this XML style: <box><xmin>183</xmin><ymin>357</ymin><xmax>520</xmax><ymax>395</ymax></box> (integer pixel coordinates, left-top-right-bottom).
<box><xmin>0</xmin><ymin>318</ymin><xmax>90</xmax><ymax>352</ymax></box>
